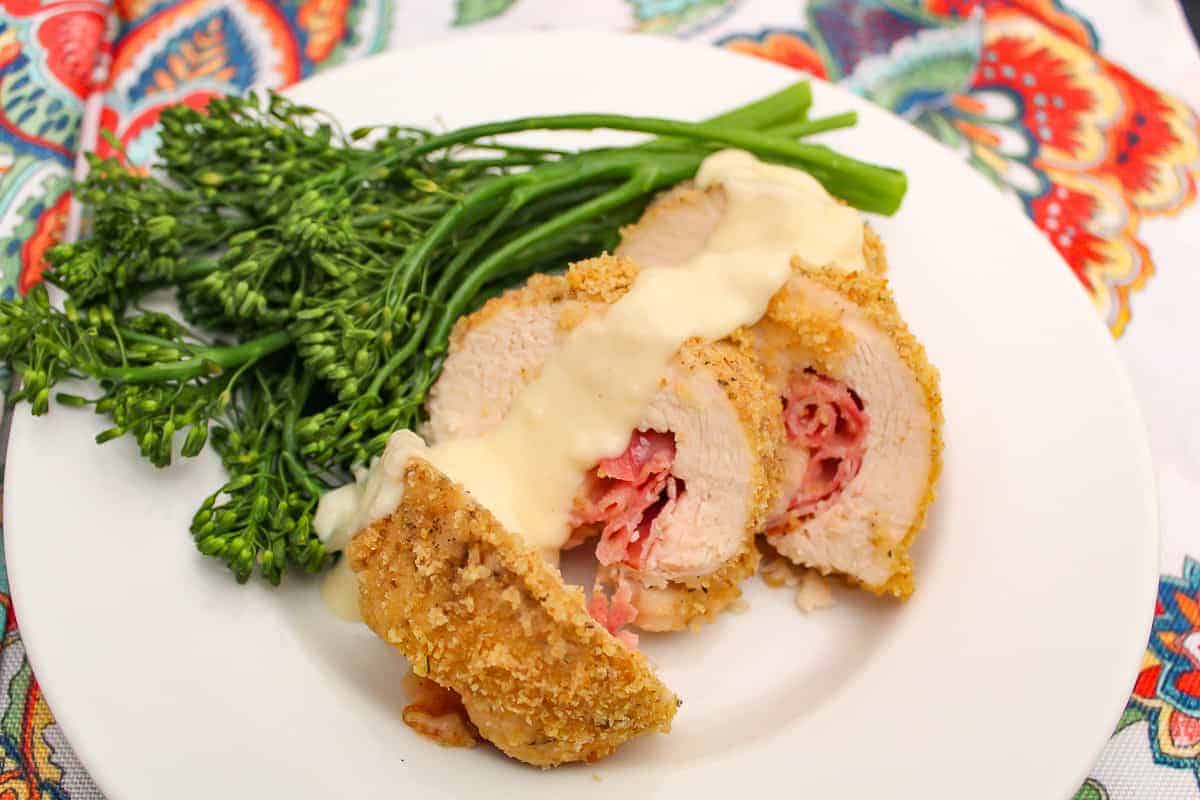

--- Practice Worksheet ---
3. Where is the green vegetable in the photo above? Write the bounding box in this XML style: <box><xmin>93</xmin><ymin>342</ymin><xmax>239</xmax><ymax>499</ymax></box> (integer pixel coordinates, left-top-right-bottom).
<box><xmin>0</xmin><ymin>82</ymin><xmax>905</xmax><ymax>585</ymax></box>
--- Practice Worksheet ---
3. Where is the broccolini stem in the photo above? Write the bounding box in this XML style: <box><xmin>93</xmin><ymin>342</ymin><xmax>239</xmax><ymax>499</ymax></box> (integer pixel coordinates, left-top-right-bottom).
<box><xmin>703</xmin><ymin>82</ymin><xmax>812</xmax><ymax>129</ymax></box>
<box><xmin>428</xmin><ymin>162</ymin><xmax>677</xmax><ymax>349</ymax></box>
<box><xmin>95</xmin><ymin>330</ymin><xmax>292</xmax><ymax>383</ymax></box>
<box><xmin>282</xmin><ymin>371</ymin><xmax>324</xmax><ymax>498</ymax></box>
<box><xmin>385</xmin><ymin>173</ymin><xmax>524</xmax><ymax>305</ymax></box>
<box><xmin>771</xmin><ymin>111</ymin><xmax>858</xmax><ymax>138</ymax></box>
<box><xmin>117</xmin><ymin>329</ymin><xmax>201</xmax><ymax>353</ymax></box>
<box><xmin>638</xmin><ymin>82</ymin><xmax>812</xmax><ymax>152</ymax></box>
<box><xmin>403</xmin><ymin>114</ymin><xmax>905</xmax><ymax>214</ymax></box>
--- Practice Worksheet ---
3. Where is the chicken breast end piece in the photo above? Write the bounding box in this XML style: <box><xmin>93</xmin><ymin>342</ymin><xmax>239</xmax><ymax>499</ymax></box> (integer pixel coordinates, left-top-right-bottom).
<box><xmin>347</xmin><ymin>457</ymin><xmax>678</xmax><ymax>767</ymax></box>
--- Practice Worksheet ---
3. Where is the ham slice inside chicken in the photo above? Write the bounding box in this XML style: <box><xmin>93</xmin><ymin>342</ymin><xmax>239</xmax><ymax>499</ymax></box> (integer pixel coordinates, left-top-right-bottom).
<box><xmin>587</xmin><ymin>579</ymin><xmax>640</xmax><ymax>648</ymax></box>
<box><xmin>780</xmin><ymin>370</ymin><xmax>869</xmax><ymax>519</ymax></box>
<box><xmin>572</xmin><ymin>430</ymin><xmax>685</xmax><ymax>646</ymax></box>
<box><xmin>570</xmin><ymin>430</ymin><xmax>683</xmax><ymax>569</ymax></box>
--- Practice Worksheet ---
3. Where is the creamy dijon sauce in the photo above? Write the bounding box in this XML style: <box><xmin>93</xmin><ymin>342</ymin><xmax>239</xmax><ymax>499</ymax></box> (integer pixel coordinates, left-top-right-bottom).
<box><xmin>315</xmin><ymin>149</ymin><xmax>866</xmax><ymax>619</ymax></box>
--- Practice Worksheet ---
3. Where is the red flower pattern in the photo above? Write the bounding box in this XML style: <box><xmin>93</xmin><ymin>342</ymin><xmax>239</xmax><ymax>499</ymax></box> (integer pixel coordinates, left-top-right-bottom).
<box><xmin>926</xmin><ymin>0</ymin><xmax>1096</xmax><ymax>47</ymax></box>
<box><xmin>36</xmin><ymin>7</ymin><xmax>105</xmax><ymax>99</ymax></box>
<box><xmin>722</xmin><ymin>5</ymin><xmax>1199</xmax><ymax>335</ymax></box>
<box><xmin>725</xmin><ymin>31</ymin><xmax>829</xmax><ymax>78</ymax></box>
<box><xmin>18</xmin><ymin>191</ymin><xmax>70</xmax><ymax>294</ymax></box>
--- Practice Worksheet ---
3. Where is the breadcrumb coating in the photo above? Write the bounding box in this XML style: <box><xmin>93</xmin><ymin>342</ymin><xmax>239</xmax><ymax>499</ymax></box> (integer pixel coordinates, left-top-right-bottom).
<box><xmin>862</xmin><ymin>226</ymin><xmax>887</xmax><ymax>276</ymax></box>
<box><xmin>610</xmin><ymin>540</ymin><xmax>762</xmax><ymax>632</ymax></box>
<box><xmin>448</xmin><ymin>255</ymin><xmax>639</xmax><ymax>349</ymax></box>
<box><xmin>347</xmin><ymin>458</ymin><xmax>678</xmax><ymax>767</ymax></box>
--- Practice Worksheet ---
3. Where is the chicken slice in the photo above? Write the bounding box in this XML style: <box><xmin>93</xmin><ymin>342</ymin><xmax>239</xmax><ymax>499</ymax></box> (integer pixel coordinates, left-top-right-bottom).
<box><xmin>424</xmin><ymin>255</ymin><xmax>783</xmax><ymax>631</ymax></box>
<box><xmin>618</xmin><ymin>183</ymin><xmax>942</xmax><ymax>598</ymax></box>
<box><xmin>347</xmin><ymin>457</ymin><xmax>678</xmax><ymax>767</ymax></box>
<box><xmin>749</xmin><ymin>268</ymin><xmax>942</xmax><ymax>596</ymax></box>
<box><xmin>617</xmin><ymin>183</ymin><xmax>888</xmax><ymax>276</ymax></box>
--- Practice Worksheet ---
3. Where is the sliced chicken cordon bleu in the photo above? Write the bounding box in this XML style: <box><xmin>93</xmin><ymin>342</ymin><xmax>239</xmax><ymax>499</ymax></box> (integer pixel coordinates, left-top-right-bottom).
<box><xmin>618</xmin><ymin>185</ymin><xmax>943</xmax><ymax>597</ymax></box>
<box><xmin>424</xmin><ymin>255</ymin><xmax>784</xmax><ymax>631</ymax></box>
<box><xmin>347</xmin><ymin>454</ymin><xmax>678</xmax><ymax>767</ymax></box>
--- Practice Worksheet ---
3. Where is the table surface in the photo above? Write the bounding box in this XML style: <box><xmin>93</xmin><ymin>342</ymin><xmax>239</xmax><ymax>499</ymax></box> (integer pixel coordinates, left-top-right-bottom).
<box><xmin>0</xmin><ymin>2</ymin><xmax>1198</xmax><ymax>798</ymax></box>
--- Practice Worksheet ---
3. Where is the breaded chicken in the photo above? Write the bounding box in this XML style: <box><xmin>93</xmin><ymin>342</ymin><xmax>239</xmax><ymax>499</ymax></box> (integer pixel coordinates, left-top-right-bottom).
<box><xmin>347</xmin><ymin>457</ymin><xmax>678</xmax><ymax>767</ymax></box>
<box><xmin>424</xmin><ymin>256</ymin><xmax>784</xmax><ymax>631</ymax></box>
<box><xmin>752</xmin><ymin>266</ymin><xmax>943</xmax><ymax>597</ymax></box>
<box><xmin>618</xmin><ymin>183</ymin><xmax>942</xmax><ymax>598</ymax></box>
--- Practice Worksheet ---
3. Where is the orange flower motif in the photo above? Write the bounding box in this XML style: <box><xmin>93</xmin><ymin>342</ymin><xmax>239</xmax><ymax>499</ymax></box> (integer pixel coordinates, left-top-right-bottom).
<box><xmin>146</xmin><ymin>17</ymin><xmax>238</xmax><ymax>95</ymax></box>
<box><xmin>298</xmin><ymin>0</ymin><xmax>350</xmax><ymax>64</ymax></box>
<box><xmin>968</xmin><ymin>14</ymin><xmax>1199</xmax><ymax>334</ymax></box>
<box><xmin>723</xmin><ymin>31</ymin><xmax>829</xmax><ymax>80</ymax></box>
<box><xmin>1097</xmin><ymin>61</ymin><xmax>1200</xmax><ymax>215</ymax></box>
<box><xmin>0</xmin><ymin>28</ymin><xmax>21</xmax><ymax>70</ymax></box>
<box><xmin>975</xmin><ymin>17</ymin><xmax>1118</xmax><ymax>168</ymax></box>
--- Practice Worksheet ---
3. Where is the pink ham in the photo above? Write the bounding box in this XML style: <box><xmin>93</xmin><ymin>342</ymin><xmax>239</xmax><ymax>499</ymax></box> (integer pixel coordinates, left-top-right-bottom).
<box><xmin>570</xmin><ymin>430</ymin><xmax>683</xmax><ymax>569</ymax></box>
<box><xmin>587</xmin><ymin>579</ymin><xmax>640</xmax><ymax>648</ymax></box>
<box><xmin>597</xmin><ymin>429</ymin><xmax>675</xmax><ymax>483</ymax></box>
<box><xmin>782</xmin><ymin>371</ymin><xmax>869</xmax><ymax>517</ymax></box>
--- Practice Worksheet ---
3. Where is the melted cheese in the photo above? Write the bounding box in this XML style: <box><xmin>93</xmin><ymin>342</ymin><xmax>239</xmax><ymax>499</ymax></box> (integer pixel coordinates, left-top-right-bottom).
<box><xmin>315</xmin><ymin>149</ymin><xmax>865</xmax><ymax>618</ymax></box>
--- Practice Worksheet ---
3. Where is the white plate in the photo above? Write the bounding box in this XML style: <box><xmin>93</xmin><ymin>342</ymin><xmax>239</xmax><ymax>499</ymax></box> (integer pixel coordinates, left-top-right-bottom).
<box><xmin>4</xmin><ymin>32</ymin><xmax>1158</xmax><ymax>799</ymax></box>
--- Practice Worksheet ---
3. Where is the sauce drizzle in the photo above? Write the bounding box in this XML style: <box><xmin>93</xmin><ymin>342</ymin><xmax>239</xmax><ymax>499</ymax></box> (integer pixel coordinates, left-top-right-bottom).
<box><xmin>315</xmin><ymin>150</ymin><xmax>866</xmax><ymax>615</ymax></box>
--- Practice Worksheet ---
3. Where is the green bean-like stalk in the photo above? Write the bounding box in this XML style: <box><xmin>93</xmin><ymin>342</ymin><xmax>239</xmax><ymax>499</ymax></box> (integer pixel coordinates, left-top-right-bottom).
<box><xmin>400</xmin><ymin>112</ymin><xmax>903</xmax><ymax>214</ymax></box>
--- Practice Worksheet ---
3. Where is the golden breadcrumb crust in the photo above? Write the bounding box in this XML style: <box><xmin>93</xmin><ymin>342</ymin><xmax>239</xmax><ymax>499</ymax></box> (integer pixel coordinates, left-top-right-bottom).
<box><xmin>764</xmin><ymin>263</ymin><xmax>944</xmax><ymax>599</ymax></box>
<box><xmin>447</xmin><ymin>255</ymin><xmax>638</xmax><ymax>349</ymax></box>
<box><xmin>347</xmin><ymin>459</ymin><xmax>678</xmax><ymax>767</ymax></box>
<box><xmin>739</xmin><ymin>228</ymin><xmax>888</xmax><ymax>377</ymax></box>
<box><xmin>613</xmin><ymin>539</ymin><xmax>762</xmax><ymax>632</ymax></box>
<box><xmin>861</xmin><ymin>226</ymin><xmax>887</xmax><ymax>276</ymax></box>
